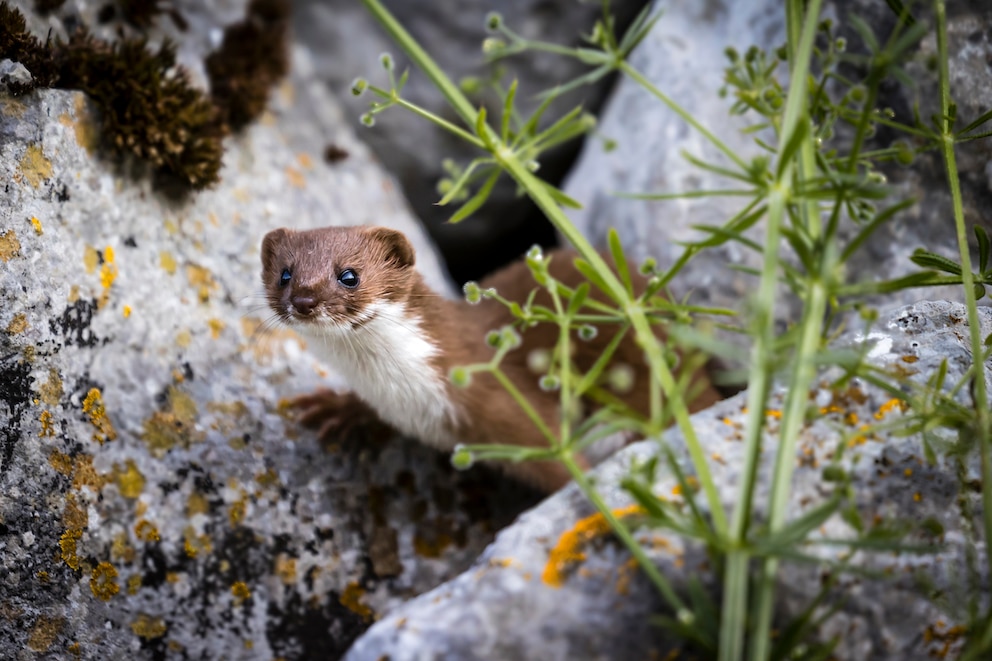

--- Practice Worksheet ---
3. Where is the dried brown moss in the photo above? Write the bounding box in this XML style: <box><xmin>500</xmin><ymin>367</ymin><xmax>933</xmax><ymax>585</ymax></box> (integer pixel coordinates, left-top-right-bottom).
<box><xmin>0</xmin><ymin>0</ymin><xmax>290</xmax><ymax>191</ymax></box>
<box><xmin>34</xmin><ymin>0</ymin><xmax>67</xmax><ymax>15</ymax></box>
<box><xmin>206</xmin><ymin>0</ymin><xmax>290</xmax><ymax>131</ymax></box>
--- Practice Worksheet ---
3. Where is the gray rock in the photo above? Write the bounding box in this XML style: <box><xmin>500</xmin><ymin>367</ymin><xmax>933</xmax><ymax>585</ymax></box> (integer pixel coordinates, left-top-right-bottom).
<box><xmin>293</xmin><ymin>0</ymin><xmax>650</xmax><ymax>282</ymax></box>
<box><xmin>563</xmin><ymin>0</ymin><xmax>989</xmax><ymax>324</ymax></box>
<box><xmin>0</xmin><ymin>5</ymin><xmax>542</xmax><ymax>658</ymax></box>
<box><xmin>0</xmin><ymin>59</ymin><xmax>32</xmax><ymax>90</ymax></box>
<box><xmin>346</xmin><ymin>300</ymin><xmax>988</xmax><ymax>660</ymax></box>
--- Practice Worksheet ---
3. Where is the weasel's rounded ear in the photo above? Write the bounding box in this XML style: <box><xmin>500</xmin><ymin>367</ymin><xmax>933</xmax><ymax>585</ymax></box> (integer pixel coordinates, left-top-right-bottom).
<box><xmin>261</xmin><ymin>228</ymin><xmax>289</xmax><ymax>273</ymax></box>
<box><xmin>368</xmin><ymin>227</ymin><xmax>416</xmax><ymax>268</ymax></box>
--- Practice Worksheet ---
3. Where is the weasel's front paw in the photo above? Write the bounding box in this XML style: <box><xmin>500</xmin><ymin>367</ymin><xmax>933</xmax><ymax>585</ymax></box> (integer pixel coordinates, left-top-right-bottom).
<box><xmin>287</xmin><ymin>389</ymin><xmax>392</xmax><ymax>447</ymax></box>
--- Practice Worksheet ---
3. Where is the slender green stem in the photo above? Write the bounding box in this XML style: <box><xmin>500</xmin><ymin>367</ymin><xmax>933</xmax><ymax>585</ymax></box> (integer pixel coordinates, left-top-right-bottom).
<box><xmin>934</xmin><ymin>0</ymin><xmax>992</xmax><ymax>613</ymax></box>
<box><xmin>490</xmin><ymin>368</ymin><xmax>558</xmax><ymax>446</ymax></box>
<box><xmin>620</xmin><ymin>62</ymin><xmax>750</xmax><ymax>171</ymax></box>
<box><xmin>560</xmin><ymin>452</ymin><xmax>689</xmax><ymax>614</ymax></box>
<box><xmin>390</xmin><ymin>97</ymin><xmax>485</xmax><ymax>147</ymax></box>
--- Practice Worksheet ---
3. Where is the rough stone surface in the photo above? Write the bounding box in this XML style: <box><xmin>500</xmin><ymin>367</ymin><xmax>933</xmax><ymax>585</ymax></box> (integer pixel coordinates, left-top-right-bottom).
<box><xmin>347</xmin><ymin>300</ymin><xmax>989</xmax><ymax>660</ymax></box>
<box><xmin>563</xmin><ymin>0</ymin><xmax>990</xmax><ymax>324</ymax></box>
<box><xmin>0</xmin><ymin>4</ymin><xmax>544</xmax><ymax>658</ymax></box>
<box><xmin>293</xmin><ymin>0</ymin><xmax>650</xmax><ymax>283</ymax></box>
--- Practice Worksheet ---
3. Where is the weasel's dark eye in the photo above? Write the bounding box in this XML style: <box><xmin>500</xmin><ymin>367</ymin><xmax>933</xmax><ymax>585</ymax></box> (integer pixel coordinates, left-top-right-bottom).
<box><xmin>279</xmin><ymin>268</ymin><xmax>292</xmax><ymax>287</ymax></box>
<box><xmin>337</xmin><ymin>269</ymin><xmax>359</xmax><ymax>289</ymax></box>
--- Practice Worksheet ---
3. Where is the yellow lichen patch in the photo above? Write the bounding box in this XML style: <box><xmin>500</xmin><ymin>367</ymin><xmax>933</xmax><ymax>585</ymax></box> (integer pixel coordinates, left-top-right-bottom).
<box><xmin>67</xmin><ymin>641</ymin><xmax>82</xmax><ymax>658</ymax></box>
<box><xmin>135</xmin><ymin>520</ymin><xmax>160</xmax><ymax>542</ymax></box>
<box><xmin>62</xmin><ymin>494</ymin><xmax>88</xmax><ymax>530</ymax></box>
<box><xmin>207</xmin><ymin>318</ymin><xmax>225</xmax><ymax>339</ymax></box>
<box><xmin>72</xmin><ymin>455</ymin><xmax>109</xmax><ymax>491</ymax></box>
<box><xmin>297</xmin><ymin>152</ymin><xmax>313</xmax><ymax>169</ymax></box>
<box><xmin>231</xmin><ymin>581</ymin><xmax>251</xmax><ymax>606</ymax></box>
<box><xmin>27</xmin><ymin>615</ymin><xmax>64</xmax><ymax>652</ymax></box>
<box><xmin>339</xmin><ymin>582</ymin><xmax>373</xmax><ymax>622</ymax></box>
<box><xmin>114</xmin><ymin>460</ymin><xmax>145</xmax><ymax>499</ymax></box>
<box><xmin>615</xmin><ymin>557</ymin><xmax>639</xmax><ymax>596</ymax></box>
<box><xmin>90</xmin><ymin>562</ymin><xmax>120</xmax><ymax>601</ymax></box>
<box><xmin>111</xmin><ymin>532</ymin><xmax>135</xmax><ymax>564</ymax></box>
<box><xmin>185</xmin><ymin>264</ymin><xmax>217</xmax><ymax>303</ymax></box>
<box><xmin>83</xmin><ymin>245</ymin><xmax>99</xmax><ymax>274</ymax></box>
<box><xmin>256</xmin><ymin>468</ymin><xmax>280</xmax><ymax>489</ymax></box>
<box><xmin>274</xmin><ymin>554</ymin><xmax>297</xmax><ymax>585</ymax></box>
<box><xmin>71</xmin><ymin>96</ymin><xmax>99</xmax><ymax>152</ymax></box>
<box><xmin>0</xmin><ymin>230</ymin><xmax>21</xmax><ymax>262</ymax></box>
<box><xmin>160</xmin><ymin>250</ymin><xmax>177</xmax><ymax>275</ymax></box>
<box><xmin>39</xmin><ymin>368</ymin><xmax>63</xmax><ymax>406</ymax></box>
<box><xmin>7</xmin><ymin>313</ymin><xmax>28</xmax><ymax>334</ymax></box>
<box><xmin>228</xmin><ymin>494</ymin><xmax>247</xmax><ymax>526</ymax></box>
<box><xmin>130</xmin><ymin>613</ymin><xmax>167</xmax><ymax>640</ymax></box>
<box><xmin>122</xmin><ymin>305</ymin><xmax>132</xmax><ymax>319</ymax></box>
<box><xmin>175</xmin><ymin>329</ymin><xmax>192</xmax><ymax>348</ymax></box>
<box><xmin>98</xmin><ymin>247</ymin><xmax>118</xmax><ymax>308</ymax></box>
<box><xmin>0</xmin><ymin>96</ymin><xmax>27</xmax><ymax>117</ymax></box>
<box><xmin>141</xmin><ymin>395</ymin><xmax>204</xmax><ymax>457</ymax></box>
<box><xmin>542</xmin><ymin>505</ymin><xmax>645</xmax><ymax>588</ymax></box>
<box><xmin>48</xmin><ymin>450</ymin><xmax>73</xmax><ymax>476</ymax></box>
<box><xmin>67</xmin><ymin>285</ymin><xmax>80</xmax><ymax>303</ymax></box>
<box><xmin>914</xmin><ymin>492</ymin><xmax>922</xmax><ymax>502</ymax></box>
<box><xmin>39</xmin><ymin>411</ymin><xmax>56</xmax><ymax>438</ymax></box>
<box><xmin>127</xmin><ymin>575</ymin><xmax>142</xmax><ymax>595</ymax></box>
<box><xmin>183</xmin><ymin>528</ymin><xmax>212</xmax><ymax>558</ymax></box>
<box><xmin>285</xmin><ymin>166</ymin><xmax>306</xmax><ymax>188</ymax></box>
<box><xmin>30</xmin><ymin>217</ymin><xmax>43</xmax><ymax>235</ymax></box>
<box><xmin>59</xmin><ymin>529</ymin><xmax>83</xmax><ymax>570</ymax></box>
<box><xmin>82</xmin><ymin>388</ymin><xmax>117</xmax><ymax>444</ymax></box>
<box><xmin>187</xmin><ymin>492</ymin><xmax>210</xmax><ymax>516</ymax></box>
<box><xmin>20</xmin><ymin>144</ymin><xmax>53</xmax><ymax>188</ymax></box>
<box><xmin>874</xmin><ymin>398</ymin><xmax>908</xmax><ymax>420</ymax></box>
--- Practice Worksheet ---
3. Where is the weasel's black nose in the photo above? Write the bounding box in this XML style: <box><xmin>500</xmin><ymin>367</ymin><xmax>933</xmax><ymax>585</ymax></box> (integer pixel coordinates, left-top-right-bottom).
<box><xmin>291</xmin><ymin>294</ymin><xmax>317</xmax><ymax>315</ymax></box>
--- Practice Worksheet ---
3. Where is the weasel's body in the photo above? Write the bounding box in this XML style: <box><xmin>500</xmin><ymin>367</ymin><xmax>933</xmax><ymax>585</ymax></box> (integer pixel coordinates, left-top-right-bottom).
<box><xmin>261</xmin><ymin>225</ymin><xmax>720</xmax><ymax>491</ymax></box>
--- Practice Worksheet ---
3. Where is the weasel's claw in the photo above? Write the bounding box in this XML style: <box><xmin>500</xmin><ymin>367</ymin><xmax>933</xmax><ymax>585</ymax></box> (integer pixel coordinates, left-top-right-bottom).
<box><xmin>286</xmin><ymin>389</ymin><xmax>391</xmax><ymax>446</ymax></box>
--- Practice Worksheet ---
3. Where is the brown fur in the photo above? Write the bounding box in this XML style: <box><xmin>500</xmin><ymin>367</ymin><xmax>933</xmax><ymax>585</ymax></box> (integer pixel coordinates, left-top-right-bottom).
<box><xmin>261</xmin><ymin>226</ymin><xmax>722</xmax><ymax>492</ymax></box>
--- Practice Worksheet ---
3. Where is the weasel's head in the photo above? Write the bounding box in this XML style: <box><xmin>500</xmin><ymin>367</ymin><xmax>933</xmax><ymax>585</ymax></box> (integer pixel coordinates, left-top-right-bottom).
<box><xmin>261</xmin><ymin>225</ymin><xmax>417</xmax><ymax>332</ymax></box>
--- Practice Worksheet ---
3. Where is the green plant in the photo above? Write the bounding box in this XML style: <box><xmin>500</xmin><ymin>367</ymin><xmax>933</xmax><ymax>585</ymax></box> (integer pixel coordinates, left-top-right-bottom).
<box><xmin>357</xmin><ymin>0</ymin><xmax>992</xmax><ymax>658</ymax></box>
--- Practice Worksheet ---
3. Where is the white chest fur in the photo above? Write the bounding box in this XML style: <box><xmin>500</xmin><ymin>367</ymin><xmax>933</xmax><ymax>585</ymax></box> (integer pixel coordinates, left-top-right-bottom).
<box><xmin>300</xmin><ymin>301</ymin><xmax>461</xmax><ymax>449</ymax></box>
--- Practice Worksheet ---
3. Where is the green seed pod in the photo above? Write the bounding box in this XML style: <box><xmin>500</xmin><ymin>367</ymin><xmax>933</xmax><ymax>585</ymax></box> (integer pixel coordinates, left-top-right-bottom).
<box><xmin>463</xmin><ymin>281</ymin><xmax>482</xmax><ymax>305</ymax></box>
<box><xmin>450</xmin><ymin>367</ymin><xmax>472</xmax><ymax>388</ymax></box>
<box><xmin>350</xmin><ymin>78</ymin><xmax>368</xmax><ymax>97</ymax></box>
<box><xmin>485</xmin><ymin>11</ymin><xmax>503</xmax><ymax>31</ymax></box>
<box><xmin>539</xmin><ymin>374</ymin><xmax>561</xmax><ymax>392</ymax></box>
<box><xmin>451</xmin><ymin>445</ymin><xmax>474</xmax><ymax>469</ymax></box>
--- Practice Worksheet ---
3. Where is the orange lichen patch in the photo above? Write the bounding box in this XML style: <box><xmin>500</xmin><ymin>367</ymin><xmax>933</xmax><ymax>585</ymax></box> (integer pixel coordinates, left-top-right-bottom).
<box><xmin>37</xmin><ymin>571</ymin><xmax>50</xmax><ymax>583</ymax></box>
<box><xmin>711</xmin><ymin>452</ymin><xmax>725</xmax><ymax>465</ymax></box>
<box><xmin>29</xmin><ymin>216</ymin><xmax>43</xmax><ymax>236</ymax></box>
<box><xmin>82</xmin><ymin>388</ymin><xmax>117</xmax><ymax>444</ymax></box>
<box><xmin>59</xmin><ymin>529</ymin><xmax>83</xmax><ymax>570</ymax></box>
<box><xmin>62</xmin><ymin>494</ymin><xmax>88</xmax><ymax>530</ymax></box>
<box><xmin>848</xmin><ymin>424</ymin><xmax>873</xmax><ymax>448</ymax></box>
<box><xmin>914</xmin><ymin>492</ymin><xmax>922</xmax><ymax>503</ymax></box>
<box><xmin>231</xmin><ymin>581</ymin><xmax>251</xmax><ymax>606</ymax></box>
<box><xmin>904</xmin><ymin>468</ymin><xmax>913</xmax><ymax>477</ymax></box>
<box><xmin>122</xmin><ymin>305</ymin><xmax>132</xmax><ymax>319</ymax></box>
<box><xmin>90</xmin><ymin>562</ymin><xmax>120</xmax><ymax>601</ymax></box>
<box><xmin>141</xmin><ymin>388</ymin><xmax>203</xmax><ymax>457</ymax></box>
<box><xmin>901</xmin><ymin>355</ymin><xmax>919</xmax><ymax>364</ymax></box>
<box><xmin>185</xmin><ymin>264</ymin><xmax>217</xmax><ymax>303</ymax></box>
<box><xmin>6</xmin><ymin>313</ymin><xmax>28</xmax><ymax>334</ymax></box>
<box><xmin>70</xmin><ymin>96</ymin><xmax>99</xmax><ymax>152</ymax></box>
<box><xmin>413</xmin><ymin>529</ymin><xmax>453</xmax><ymax>558</ymax></box>
<box><xmin>339</xmin><ymin>582</ymin><xmax>373</xmax><ymax>622</ymax></box>
<box><xmin>274</xmin><ymin>554</ymin><xmax>297</xmax><ymax>585</ymax></box>
<box><xmin>615</xmin><ymin>557</ymin><xmax>639</xmax><ymax>596</ymax></box>
<box><xmin>488</xmin><ymin>558</ymin><xmax>518</xmax><ymax>569</ymax></box>
<box><xmin>765</xmin><ymin>409</ymin><xmax>782</xmax><ymax>419</ymax></box>
<box><xmin>923</xmin><ymin>622</ymin><xmax>966</xmax><ymax>659</ymax></box>
<box><xmin>160</xmin><ymin>251</ymin><xmax>177</xmax><ymax>275</ymax></box>
<box><xmin>135</xmin><ymin>520</ymin><xmax>160</xmax><ymax>542</ymax></box>
<box><xmin>72</xmin><ymin>454</ymin><xmax>109</xmax><ymax>491</ymax></box>
<box><xmin>207</xmin><ymin>318</ymin><xmax>225</xmax><ymax>339</ymax></box>
<box><xmin>19</xmin><ymin>144</ymin><xmax>53</xmax><ymax>188</ymax></box>
<box><xmin>27</xmin><ymin>615</ymin><xmax>64</xmax><ymax>652</ymax></box>
<box><xmin>67</xmin><ymin>641</ymin><xmax>82</xmax><ymax>658</ymax></box>
<box><xmin>874</xmin><ymin>398</ymin><xmax>908</xmax><ymax>420</ymax></box>
<box><xmin>542</xmin><ymin>505</ymin><xmax>645</xmax><ymax>588</ymax></box>
<box><xmin>285</xmin><ymin>166</ymin><xmax>305</xmax><ymax>188</ymax></box>
<box><xmin>39</xmin><ymin>367</ymin><xmax>63</xmax><ymax>406</ymax></box>
<box><xmin>48</xmin><ymin>450</ymin><xmax>73</xmax><ymax>476</ymax></box>
<box><xmin>0</xmin><ymin>229</ymin><xmax>21</xmax><ymax>262</ymax></box>
<box><xmin>110</xmin><ymin>532</ymin><xmax>135</xmax><ymax>564</ymax></box>
<box><xmin>97</xmin><ymin>247</ymin><xmax>118</xmax><ymax>308</ymax></box>
<box><xmin>130</xmin><ymin>614</ymin><xmax>167</xmax><ymax>639</ymax></box>
<box><xmin>39</xmin><ymin>411</ymin><xmax>56</xmax><ymax>438</ymax></box>
<box><xmin>127</xmin><ymin>575</ymin><xmax>142</xmax><ymax>595</ymax></box>
<box><xmin>844</xmin><ymin>411</ymin><xmax>859</xmax><ymax>426</ymax></box>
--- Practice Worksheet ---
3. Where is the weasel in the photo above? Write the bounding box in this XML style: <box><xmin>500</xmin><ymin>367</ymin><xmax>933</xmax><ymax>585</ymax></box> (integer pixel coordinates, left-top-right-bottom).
<box><xmin>260</xmin><ymin>225</ymin><xmax>721</xmax><ymax>491</ymax></box>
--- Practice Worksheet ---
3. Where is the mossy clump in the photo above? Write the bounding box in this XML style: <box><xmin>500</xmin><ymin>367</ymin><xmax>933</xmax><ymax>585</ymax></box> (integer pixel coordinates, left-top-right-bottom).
<box><xmin>57</xmin><ymin>33</ymin><xmax>224</xmax><ymax>189</ymax></box>
<box><xmin>114</xmin><ymin>0</ymin><xmax>188</xmax><ymax>32</ymax></box>
<box><xmin>206</xmin><ymin>0</ymin><xmax>290</xmax><ymax>131</ymax></box>
<box><xmin>0</xmin><ymin>2</ymin><xmax>58</xmax><ymax>93</ymax></box>
<box><xmin>34</xmin><ymin>0</ymin><xmax>67</xmax><ymax>15</ymax></box>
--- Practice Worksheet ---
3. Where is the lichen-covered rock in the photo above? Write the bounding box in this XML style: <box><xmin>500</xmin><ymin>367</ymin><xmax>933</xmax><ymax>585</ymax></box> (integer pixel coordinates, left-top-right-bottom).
<box><xmin>346</xmin><ymin>300</ymin><xmax>989</xmax><ymax>660</ymax></box>
<box><xmin>0</xmin><ymin>25</ymin><xmax>541</xmax><ymax>661</ymax></box>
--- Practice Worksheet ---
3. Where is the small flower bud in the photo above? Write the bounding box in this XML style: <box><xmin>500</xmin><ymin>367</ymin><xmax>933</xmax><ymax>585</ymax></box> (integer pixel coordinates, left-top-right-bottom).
<box><xmin>526</xmin><ymin>245</ymin><xmax>544</xmax><ymax>261</ymax></box>
<box><xmin>500</xmin><ymin>326</ymin><xmax>522</xmax><ymax>350</ymax></box>
<box><xmin>463</xmin><ymin>281</ymin><xmax>482</xmax><ymax>304</ymax></box>
<box><xmin>607</xmin><ymin>363</ymin><xmax>634</xmax><ymax>394</ymax></box>
<box><xmin>350</xmin><ymin>78</ymin><xmax>368</xmax><ymax>97</ymax></box>
<box><xmin>485</xmin><ymin>330</ymin><xmax>502</xmax><ymax>347</ymax></box>
<box><xmin>527</xmin><ymin>348</ymin><xmax>551</xmax><ymax>374</ymax></box>
<box><xmin>451</xmin><ymin>445</ymin><xmax>474</xmax><ymax>469</ymax></box>
<box><xmin>360</xmin><ymin>112</ymin><xmax>376</xmax><ymax>127</ymax></box>
<box><xmin>639</xmin><ymin>257</ymin><xmax>657</xmax><ymax>275</ymax></box>
<box><xmin>525</xmin><ymin>160</ymin><xmax>540</xmax><ymax>173</ymax></box>
<box><xmin>834</xmin><ymin>37</ymin><xmax>846</xmax><ymax>52</ymax></box>
<box><xmin>379</xmin><ymin>52</ymin><xmax>394</xmax><ymax>71</ymax></box>
<box><xmin>539</xmin><ymin>374</ymin><xmax>561</xmax><ymax>392</ymax></box>
<box><xmin>577</xmin><ymin>325</ymin><xmax>598</xmax><ymax>341</ymax></box>
<box><xmin>482</xmin><ymin>38</ymin><xmax>506</xmax><ymax>56</ymax></box>
<box><xmin>724</xmin><ymin>46</ymin><xmax>739</xmax><ymax>63</ymax></box>
<box><xmin>450</xmin><ymin>367</ymin><xmax>472</xmax><ymax>388</ymax></box>
<box><xmin>460</xmin><ymin>76</ymin><xmax>482</xmax><ymax>95</ymax></box>
<box><xmin>485</xmin><ymin>11</ymin><xmax>503</xmax><ymax>32</ymax></box>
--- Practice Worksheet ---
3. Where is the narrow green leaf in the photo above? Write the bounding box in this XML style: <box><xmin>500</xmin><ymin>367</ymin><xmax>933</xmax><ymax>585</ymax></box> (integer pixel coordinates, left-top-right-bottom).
<box><xmin>436</xmin><ymin>159</ymin><xmax>485</xmax><ymax>206</ymax></box>
<box><xmin>566</xmin><ymin>282</ymin><xmax>590</xmax><ymax>316</ymax></box>
<box><xmin>501</xmin><ymin>79</ymin><xmax>518</xmax><ymax>143</ymax></box>
<box><xmin>977</xmin><ymin>225</ymin><xmax>990</xmax><ymax>273</ymax></box>
<box><xmin>607</xmin><ymin>228</ymin><xmax>634</xmax><ymax>297</ymax></box>
<box><xmin>475</xmin><ymin>105</ymin><xmax>494</xmax><ymax>150</ymax></box>
<box><xmin>910</xmin><ymin>249</ymin><xmax>964</xmax><ymax>275</ymax></box>
<box><xmin>573</xmin><ymin>257</ymin><xmax>617</xmax><ymax>301</ymax></box>
<box><xmin>775</xmin><ymin>118</ymin><xmax>810</xmax><ymax>181</ymax></box>
<box><xmin>448</xmin><ymin>170</ymin><xmax>500</xmax><ymax>223</ymax></box>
